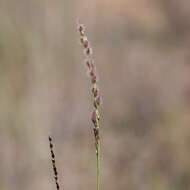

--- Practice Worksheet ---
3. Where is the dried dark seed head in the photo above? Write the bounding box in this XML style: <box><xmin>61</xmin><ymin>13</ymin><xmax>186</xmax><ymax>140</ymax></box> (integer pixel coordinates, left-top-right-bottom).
<box><xmin>48</xmin><ymin>135</ymin><xmax>60</xmax><ymax>190</ymax></box>
<box><xmin>51</xmin><ymin>150</ymin><xmax>55</xmax><ymax>158</ymax></box>
<box><xmin>54</xmin><ymin>168</ymin><xmax>58</xmax><ymax>175</ymax></box>
<box><xmin>56</xmin><ymin>182</ymin><xmax>59</xmax><ymax>190</ymax></box>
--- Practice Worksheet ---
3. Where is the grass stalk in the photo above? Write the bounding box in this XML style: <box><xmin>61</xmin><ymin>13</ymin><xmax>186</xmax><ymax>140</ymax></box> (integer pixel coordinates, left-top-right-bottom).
<box><xmin>77</xmin><ymin>22</ymin><xmax>102</xmax><ymax>190</ymax></box>
<box><xmin>97</xmin><ymin>139</ymin><xmax>100</xmax><ymax>190</ymax></box>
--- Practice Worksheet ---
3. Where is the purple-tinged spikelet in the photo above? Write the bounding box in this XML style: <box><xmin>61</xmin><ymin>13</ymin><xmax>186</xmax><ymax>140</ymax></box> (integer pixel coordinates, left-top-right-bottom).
<box><xmin>85</xmin><ymin>47</ymin><xmax>92</xmax><ymax>55</ymax></box>
<box><xmin>91</xmin><ymin>75</ymin><xmax>97</xmax><ymax>84</ymax></box>
<box><xmin>84</xmin><ymin>59</ymin><xmax>91</xmax><ymax>69</ymax></box>
<box><xmin>91</xmin><ymin>110</ymin><xmax>97</xmax><ymax>125</ymax></box>
<box><xmin>94</xmin><ymin>96</ymin><xmax>102</xmax><ymax>109</ymax></box>
<box><xmin>92</xmin><ymin>84</ymin><xmax>98</xmax><ymax>97</ymax></box>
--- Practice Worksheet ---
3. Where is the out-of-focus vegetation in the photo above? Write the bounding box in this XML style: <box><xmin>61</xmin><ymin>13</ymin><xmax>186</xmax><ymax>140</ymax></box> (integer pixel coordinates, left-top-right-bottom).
<box><xmin>1</xmin><ymin>0</ymin><xmax>190</xmax><ymax>190</ymax></box>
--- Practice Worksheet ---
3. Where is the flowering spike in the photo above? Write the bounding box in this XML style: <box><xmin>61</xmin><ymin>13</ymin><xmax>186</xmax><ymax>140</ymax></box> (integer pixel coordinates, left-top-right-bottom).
<box><xmin>77</xmin><ymin>22</ymin><xmax>102</xmax><ymax>190</ymax></box>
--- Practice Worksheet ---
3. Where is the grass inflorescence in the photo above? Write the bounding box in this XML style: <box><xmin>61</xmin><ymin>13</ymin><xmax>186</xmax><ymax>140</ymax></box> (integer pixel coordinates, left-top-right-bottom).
<box><xmin>77</xmin><ymin>21</ymin><xmax>102</xmax><ymax>190</ymax></box>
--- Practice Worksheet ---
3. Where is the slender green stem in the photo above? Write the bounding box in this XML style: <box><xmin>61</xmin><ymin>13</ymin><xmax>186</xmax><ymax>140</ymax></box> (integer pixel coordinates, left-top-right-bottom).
<box><xmin>97</xmin><ymin>139</ymin><xmax>100</xmax><ymax>190</ymax></box>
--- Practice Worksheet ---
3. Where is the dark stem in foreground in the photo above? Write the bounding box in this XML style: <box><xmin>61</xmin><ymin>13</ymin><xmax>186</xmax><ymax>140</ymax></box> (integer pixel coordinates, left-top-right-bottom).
<box><xmin>49</xmin><ymin>136</ymin><xmax>60</xmax><ymax>190</ymax></box>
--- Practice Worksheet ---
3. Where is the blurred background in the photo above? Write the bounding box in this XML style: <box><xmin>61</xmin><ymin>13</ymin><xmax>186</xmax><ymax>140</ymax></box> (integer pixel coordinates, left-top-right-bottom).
<box><xmin>1</xmin><ymin>0</ymin><xmax>190</xmax><ymax>190</ymax></box>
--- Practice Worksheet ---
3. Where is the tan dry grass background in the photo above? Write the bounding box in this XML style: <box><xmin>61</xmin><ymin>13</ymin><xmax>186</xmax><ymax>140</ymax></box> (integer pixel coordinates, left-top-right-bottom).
<box><xmin>1</xmin><ymin>0</ymin><xmax>190</xmax><ymax>190</ymax></box>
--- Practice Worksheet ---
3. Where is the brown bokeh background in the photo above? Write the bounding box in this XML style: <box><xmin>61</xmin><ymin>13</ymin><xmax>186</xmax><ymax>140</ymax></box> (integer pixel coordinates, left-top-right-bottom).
<box><xmin>1</xmin><ymin>0</ymin><xmax>190</xmax><ymax>190</ymax></box>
